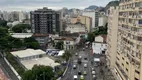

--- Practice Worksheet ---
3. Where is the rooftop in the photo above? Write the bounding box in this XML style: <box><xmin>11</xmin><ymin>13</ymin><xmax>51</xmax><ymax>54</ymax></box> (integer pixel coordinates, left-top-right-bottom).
<box><xmin>11</xmin><ymin>49</ymin><xmax>45</xmax><ymax>58</ymax></box>
<box><xmin>11</xmin><ymin>33</ymin><xmax>33</xmax><ymax>39</ymax></box>
<box><xmin>54</xmin><ymin>37</ymin><xmax>74</xmax><ymax>41</ymax></box>
<box><xmin>33</xmin><ymin>33</ymin><xmax>49</xmax><ymax>37</ymax></box>
<box><xmin>21</xmin><ymin>57</ymin><xmax>60</xmax><ymax>69</ymax></box>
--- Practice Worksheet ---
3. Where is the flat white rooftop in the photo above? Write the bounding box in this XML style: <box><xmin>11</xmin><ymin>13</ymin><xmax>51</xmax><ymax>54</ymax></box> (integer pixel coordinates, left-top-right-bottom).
<box><xmin>21</xmin><ymin>57</ymin><xmax>60</xmax><ymax>70</ymax></box>
<box><xmin>11</xmin><ymin>33</ymin><xmax>33</xmax><ymax>39</ymax></box>
<box><xmin>11</xmin><ymin>49</ymin><xmax>46</xmax><ymax>58</ymax></box>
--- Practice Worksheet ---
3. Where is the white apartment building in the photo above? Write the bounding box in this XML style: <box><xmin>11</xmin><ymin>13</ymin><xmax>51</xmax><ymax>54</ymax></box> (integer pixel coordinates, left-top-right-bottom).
<box><xmin>98</xmin><ymin>15</ymin><xmax>107</xmax><ymax>27</ymax></box>
<box><xmin>19</xmin><ymin>11</ymin><xmax>26</xmax><ymax>22</ymax></box>
<box><xmin>82</xmin><ymin>11</ymin><xmax>99</xmax><ymax>29</ymax></box>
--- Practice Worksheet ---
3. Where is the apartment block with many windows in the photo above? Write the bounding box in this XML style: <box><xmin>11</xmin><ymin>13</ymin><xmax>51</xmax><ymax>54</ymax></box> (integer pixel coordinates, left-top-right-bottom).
<box><xmin>106</xmin><ymin>6</ymin><xmax>119</xmax><ymax>71</ymax></box>
<box><xmin>31</xmin><ymin>7</ymin><xmax>60</xmax><ymax>34</ymax></box>
<box><xmin>115</xmin><ymin>0</ymin><xmax>142</xmax><ymax>80</ymax></box>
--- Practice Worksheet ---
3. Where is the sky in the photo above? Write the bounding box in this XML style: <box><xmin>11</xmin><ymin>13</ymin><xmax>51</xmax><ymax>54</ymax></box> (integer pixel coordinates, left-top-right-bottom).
<box><xmin>0</xmin><ymin>0</ymin><xmax>114</xmax><ymax>11</ymax></box>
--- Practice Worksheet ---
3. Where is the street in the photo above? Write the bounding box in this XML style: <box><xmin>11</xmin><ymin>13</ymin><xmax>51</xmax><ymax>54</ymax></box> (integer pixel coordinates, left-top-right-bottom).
<box><xmin>62</xmin><ymin>47</ymin><xmax>115</xmax><ymax>80</ymax></box>
<box><xmin>62</xmin><ymin>48</ymin><xmax>93</xmax><ymax>80</ymax></box>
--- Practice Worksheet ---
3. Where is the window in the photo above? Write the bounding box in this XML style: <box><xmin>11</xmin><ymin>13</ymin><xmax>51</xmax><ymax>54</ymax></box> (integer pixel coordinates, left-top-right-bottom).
<box><xmin>122</xmin><ymin>63</ymin><xmax>124</xmax><ymax>66</ymax></box>
<box><xmin>126</xmin><ymin>68</ymin><xmax>128</xmax><ymax>72</ymax></box>
<box><xmin>135</xmin><ymin>70</ymin><xmax>140</xmax><ymax>74</ymax></box>
<box><xmin>135</xmin><ymin>78</ymin><xmax>139</xmax><ymax>80</ymax></box>
<box><xmin>122</xmin><ymin>57</ymin><xmax>124</xmax><ymax>60</ymax></box>
<box><xmin>126</xmin><ymin>62</ymin><xmax>129</xmax><ymax>65</ymax></box>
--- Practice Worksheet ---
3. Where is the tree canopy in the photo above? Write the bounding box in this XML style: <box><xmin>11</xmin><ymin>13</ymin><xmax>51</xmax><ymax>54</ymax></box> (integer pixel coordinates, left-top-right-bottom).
<box><xmin>87</xmin><ymin>25</ymin><xmax>108</xmax><ymax>42</ymax></box>
<box><xmin>12</xmin><ymin>24</ymin><xmax>31</xmax><ymax>33</ymax></box>
<box><xmin>55</xmin><ymin>41</ymin><xmax>64</xmax><ymax>50</ymax></box>
<box><xmin>24</xmin><ymin>37</ymin><xmax>40</xmax><ymax>49</ymax></box>
<box><xmin>22</xmin><ymin>65</ymin><xmax>55</xmax><ymax>80</ymax></box>
<box><xmin>0</xmin><ymin>19</ymin><xmax>7</xmax><ymax>27</ymax></box>
<box><xmin>62</xmin><ymin>51</ymin><xmax>72</xmax><ymax>61</ymax></box>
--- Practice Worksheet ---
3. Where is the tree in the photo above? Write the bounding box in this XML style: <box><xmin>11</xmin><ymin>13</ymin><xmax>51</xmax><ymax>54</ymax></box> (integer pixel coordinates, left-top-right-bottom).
<box><xmin>55</xmin><ymin>41</ymin><xmax>64</xmax><ymax>50</ymax></box>
<box><xmin>87</xmin><ymin>32</ymin><xmax>95</xmax><ymax>42</ymax></box>
<box><xmin>62</xmin><ymin>51</ymin><xmax>72</xmax><ymax>61</ymax></box>
<box><xmin>12</xmin><ymin>24</ymin><xmax>31</xmax><ymax>33</ymax></box>
<box><xmin>24</xmin><ymin>37</ymin><xmax>40</xmax><ymax>49</ymax></box>
<box><xmin>0</xmin><ymin>19</ymin><xmax>7</xmax><ymax>27</ymax></box>
<box><xmin>22</xmin><ymin>65</ymin><xmax>55</xmax><ymax>80</ymax></box>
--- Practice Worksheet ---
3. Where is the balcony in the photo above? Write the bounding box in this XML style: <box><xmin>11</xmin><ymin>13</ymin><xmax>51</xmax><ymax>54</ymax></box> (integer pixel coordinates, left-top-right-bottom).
<box><xmin>115</xmin><ymin>62</ymin><xmax>128</xmax><ymax>80</ymax></box>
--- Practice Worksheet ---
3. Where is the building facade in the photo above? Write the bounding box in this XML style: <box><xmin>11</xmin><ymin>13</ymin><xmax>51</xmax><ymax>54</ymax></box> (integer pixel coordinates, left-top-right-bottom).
<box><xmin>33</xmin><ymin>34</ymin><xmax>49</xmax><ymax>46</ymax></box>
<box><xmin>113</xmin><ymin>0</ymin><xmax>142</xmax><ymax>80</ymax></box>
<box><xmin>98</xmin><ymin>12</ymin><xmax>107</xmax><ymax>27</ymax></box>
<box><xmin>71</xmin><ymin>16</ymin><xmax>92</xmax><ymax>32</ymax></box>
<box><xmin>31</xmin><ymin>7</ymin><xmax>60</xmax><ymax>34</ymax></box>
<box><xmin>106</xmin><ymin>6</ymin><xmax>119</xmax><ymax>75</ymax></box>
<box><xmin>65</xmin><ymin>23</ymin><xmax>87</xmax><ymax>33</ymax></box>
<box><xmin>82</xmin><ymin>11</ymin><xmax>99</xmax><ymax>30</ymax></box>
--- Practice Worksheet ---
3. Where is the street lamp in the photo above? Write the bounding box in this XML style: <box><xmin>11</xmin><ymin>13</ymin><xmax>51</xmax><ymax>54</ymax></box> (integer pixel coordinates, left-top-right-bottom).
<box><xmin>40</xmin><ymin>72</ymin><xmax>45</xmax><ymax>80</ymax></box>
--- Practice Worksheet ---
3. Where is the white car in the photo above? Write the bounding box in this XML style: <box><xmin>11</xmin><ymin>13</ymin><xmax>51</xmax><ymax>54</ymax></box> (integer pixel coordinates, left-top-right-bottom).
<box><xmin>84</xmin><ymin>64</ymin><xmax>87</xmax><ymax>68</ymax></box>
<box><xmin>73</xmin><ymin>65</ymin><xmax>77</xmax><ymax>69</ymax></box>
<box><xmin>92</xmin><ymin>74</ymin><xmax>96</xmax><ymax>78</ymax></box>
<box><xmin>75</xmin><ymin>53</ymin><xmax>78</xmax><ymax>56</ymax></box>
<box><xmin>73</xmin><ymin>75</ymin><xmax>78</xmax><ymax>79</ymax></box>
<box><xmin>92</xmin><ymin>71</ymin><xmax>96</xmax><ymax>75</ymax></box>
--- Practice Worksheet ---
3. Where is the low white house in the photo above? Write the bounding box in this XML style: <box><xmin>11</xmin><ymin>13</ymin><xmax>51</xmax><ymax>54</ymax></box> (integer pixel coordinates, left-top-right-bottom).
<box><xmin>11</xmin><ymin>49</ymin><xmax>60</xmax><ymax>70</ymax></box>
<box><xmin>92</xmin><ymin>43</ymin><xmax>107</xmax><ymax>54</ymax></box>
<box><xmin>54</xmin><ymin>37</ymin><xmax>76</xmax><ymax>50</ymax></box>
<box><xmin>95</xmin><ymin>35</ymin><xmax>107</xmax><ymax>43</ymax></box>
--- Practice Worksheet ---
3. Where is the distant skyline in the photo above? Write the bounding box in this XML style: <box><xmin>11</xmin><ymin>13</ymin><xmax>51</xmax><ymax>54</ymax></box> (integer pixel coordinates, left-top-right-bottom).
<box><xmin>0</xmin><ymin>0</ymin><xmax>115</xmax><ymax>11</ymax></box>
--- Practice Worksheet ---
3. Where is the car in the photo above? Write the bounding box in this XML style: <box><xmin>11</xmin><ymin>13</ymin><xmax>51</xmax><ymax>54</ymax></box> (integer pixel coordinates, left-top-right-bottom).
<box><xmin>84</xmin><ymin>64</ymin><xmax>87</xmax><ymax>68</ymax></box>
<box><xmin>83</xmin><ymin>71</ymin><xmax>87</xmax><ymax>75</ymax></box>
<box><xmin>75</xmin><ymin>53</ymin><xmax>78</xmax><ymax>56</ymax></box>
<box><xmin>84</xmin><ymin>57</ymin><xmax>87</xmax><ymax>60</ymax></box>
<box><xmin>73</xmin><ymin>65</ymin><xmax>77</xmax><ymax>69</ymax></box>
<box><xmin>78</xmin><ymin>71</ymin><xmax>82</xmax><ymax>75</ymax></box>
<box><xmin>92</xmin><ymin>71</ymin><xmax>96</xmax><ymax>75</ymax></box>
<box><xmin>94</xmin><ymin>63</ymin><xmax>98</xmax><ymax>67</ymax></box>
<box><xmin>92</xmin><ymin>68</ymin><xmax>95</xmax><ymax>71</ymax></box>
<box><xmin>80</xmin><ymin>75</ymin><xmax>84</xmax><ymax>80</ymax></box>
<box><xmin>79</xmin><ymin>56</ymin><xmax>82</xmax><ymax>59</ymax></box>
<box><xmin>73</xmin><ymin>75</ymin><xmax>78</xmax><ymax>80</ymax></box>
<box><xmin>83</xmin><ymin>48</ymin><xmax>85</xmax><ymax>51</ymax></box>
<box><xmin>92</xmin><ymin>75</ymin><xmax>96</xmax><ymax>79</ymax></box>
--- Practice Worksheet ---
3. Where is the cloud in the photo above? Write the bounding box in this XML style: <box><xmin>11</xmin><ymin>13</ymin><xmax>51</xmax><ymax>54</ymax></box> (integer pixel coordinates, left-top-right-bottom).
<box><xmin>0</xmin><ymin>0</ymin><xmax>113</xmax><ymax>11</ymax></box>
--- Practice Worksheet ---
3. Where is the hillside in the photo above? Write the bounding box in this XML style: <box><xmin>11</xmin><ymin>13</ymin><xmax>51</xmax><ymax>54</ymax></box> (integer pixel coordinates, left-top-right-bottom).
<box><xmin>105</xmin><ymin>1</ymin><xmax>120</xmax><ymax>10</ymax></box>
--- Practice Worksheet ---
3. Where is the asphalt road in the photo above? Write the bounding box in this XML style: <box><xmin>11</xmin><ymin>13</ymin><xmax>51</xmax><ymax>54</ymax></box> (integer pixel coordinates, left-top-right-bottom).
<box><xmin>62</xmin><ymin>47</ymin><xmax>115</xmax><ymax>80</ymax></box>
<box><xmin>62</xmin><ymin>48</ymin><xmax>93</xmax><ymax>80</ymax></box>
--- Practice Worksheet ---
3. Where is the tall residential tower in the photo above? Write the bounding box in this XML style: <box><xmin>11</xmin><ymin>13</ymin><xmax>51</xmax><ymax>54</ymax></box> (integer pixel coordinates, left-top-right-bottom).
<box><xmin>31</xmin><ymin>7</ymin><xmax>60</xmax><ymax>34</ymax></box>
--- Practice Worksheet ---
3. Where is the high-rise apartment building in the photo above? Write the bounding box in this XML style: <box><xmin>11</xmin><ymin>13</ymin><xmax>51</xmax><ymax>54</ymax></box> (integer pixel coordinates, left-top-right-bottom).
<box><xmin>106</xmin><ymin>6</ymin><xmax>119</xmax><ymax>75</ymax></box>
<box><xmin>31</xmin><ymin>7</ymin><xmax>60</xmax><ymax>34</ymax></box>
<box><xmin>19</xmin><ymin>11</ymin><xmax>26</xmax><ymax>22</ymax></box>
<box><xmin>107</xmin><ymin>0</ymin><xmax>142</xmax><ymax>80</ymax></box>
<box><xmin>82</xmin><ymin>11</ymin><xmax>99</xmax><ymax>30</ymax></box>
